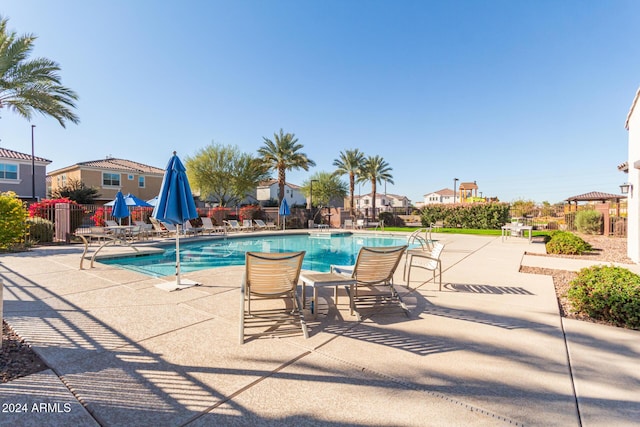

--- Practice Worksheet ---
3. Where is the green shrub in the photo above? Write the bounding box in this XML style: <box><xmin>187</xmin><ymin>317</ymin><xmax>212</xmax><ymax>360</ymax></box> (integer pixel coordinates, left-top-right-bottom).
<box><xmin>0</xmin><ymin>191</ymin><xmax>28</xmax><ymax>250</ymax></box>
<box><xmin>575</xmin><ymin>209</ymin><xmax>602</xmax><ymax>235</ymax></box>
<box><xmin>420</xmin><ymin>203</ymin><xmax>510</xmax><ymax>229</ymax></box>
<box><xmin>26</xmin><ymin>217</ymin><xmax>54</xmax><ymax>243</ymax></box>
<box><xmin>567</xmin><ymin>265</ymin><xmax>640</xmax><ymax>329</ymax></box>
<box><xmin>545</xmin><ymin>231</ymin><xmax>592</xmax><ymax>255</ymax></box>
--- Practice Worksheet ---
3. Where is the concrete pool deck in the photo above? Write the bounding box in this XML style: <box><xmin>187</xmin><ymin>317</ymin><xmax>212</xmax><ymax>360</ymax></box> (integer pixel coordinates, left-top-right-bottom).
<box><xmin>0</xmin><ymin>231</ymin><xmax>639</xmax><ymax>426</ymax></box>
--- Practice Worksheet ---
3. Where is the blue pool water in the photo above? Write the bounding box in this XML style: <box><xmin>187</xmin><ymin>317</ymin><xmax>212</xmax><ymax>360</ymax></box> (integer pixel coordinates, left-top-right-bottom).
<box><xmin>100</xmin><ymin>232</ymin><xmax>415</xmax><ymax>277</ymax></box>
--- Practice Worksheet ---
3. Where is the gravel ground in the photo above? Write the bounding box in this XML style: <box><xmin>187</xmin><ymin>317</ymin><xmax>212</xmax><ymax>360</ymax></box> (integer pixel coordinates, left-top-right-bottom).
<box><xmin>520</xmin><ymin>233</ymin><xmax>631</xmax><ymax>323</ymax></box>
<box><xmin>1</xmin><ymin>233</ymin><xmax>633</xmax><ymax>384</ymax></box>
<box><xmin>1</xmin><ymin>320</ymin><xmax>48</xmax><ymax>383</ymax></box>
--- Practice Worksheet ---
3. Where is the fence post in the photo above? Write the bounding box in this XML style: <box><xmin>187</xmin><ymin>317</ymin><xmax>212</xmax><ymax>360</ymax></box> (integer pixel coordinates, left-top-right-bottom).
<box><xmin>55</xmin><ymin>203</ymin><xmax>71</xmax><ymax>242</ymax></box>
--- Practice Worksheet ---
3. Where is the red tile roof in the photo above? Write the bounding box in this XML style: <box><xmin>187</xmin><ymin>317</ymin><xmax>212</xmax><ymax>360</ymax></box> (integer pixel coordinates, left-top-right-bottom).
<box><xmin>0</xmin><ymin>147</ymin><xmax>51</xmax><ymax>163</ymax></box>
<box><xmin>67</xmin><ymin>157</ymin><xmax>164</xmax><ymax>174</ymax></box>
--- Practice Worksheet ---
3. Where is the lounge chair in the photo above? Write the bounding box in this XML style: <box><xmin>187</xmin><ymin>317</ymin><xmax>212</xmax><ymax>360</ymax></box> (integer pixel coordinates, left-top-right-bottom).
<box><xmin>105</xmin><ymin>220</ymin><xmax>119</xmax><ymax>227</ymax></box>
<box><xmin>242</xmin><ymin>219</ymin><xmax>254</xmax><ymax>231</ymax></box>
<box><xmin>239</xmin><ymin>251</ymin><xmax>308</xmax><ymax>344</ymax></box>
<box><xmin>224</xmin><ymin>219</ymin><xmax>243</xmax><ymax>232</ymax></box>
<box><xmin>404</xmin><ymin>242</ymin><xmax>445</xmax><ymax>290</ymax></box>
<box><xmin>355</xmin><ymin>219</ymin><xmax>365</xmax><ymax>229</ymax></box>
<box><xmin>201</xmin><ymin>217</ymin><xmax>225</xmax><ymax>234</ymax></box>
<box><xmin>331</xmin><ymin>245</ymin><xmax>408</xmax><ymax>320</ymax></box>
<box><xmin>149</xmin><ymin>217</ymin><xmax>170</xmax><ymax>237</ymax></box>
<box><xmin>184</xmin><ymin>220</ymin><xmax>204</xmax><ymax>236</ymax></box>
<box><xmin>343</xmin><ymin>219</ymin><xmax>354</xmax><ymax>229</ymax></box>
<box><xmin>253</xmin><ymin>219</ymin><xmax>277</xmax><ymax>230</ymax></box>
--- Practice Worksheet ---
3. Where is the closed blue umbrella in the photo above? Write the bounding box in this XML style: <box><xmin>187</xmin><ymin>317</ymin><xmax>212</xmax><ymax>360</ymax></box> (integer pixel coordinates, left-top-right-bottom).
<box><xmin>111</xmin><ymin>191</ymin><xmax>129</xmax><ymax>225</ymax></box>
<box><xmin>279</xmin><ymin>198</ymin><xmax>290</xmax><ymax>231</ymax></box>
<box><xmin>152</xmin><ymin>151</ymin><xmax>199</xmax><ymax>290</ymax></box>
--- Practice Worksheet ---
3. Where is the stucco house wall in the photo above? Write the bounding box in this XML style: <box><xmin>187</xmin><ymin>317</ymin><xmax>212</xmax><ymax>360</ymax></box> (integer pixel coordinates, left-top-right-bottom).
<box><xmin>625</xmin><ymin>88</ymin><xmax>640</xmax><ymax>262</ymax></box>
<box><xmin>0</xmin><ymin>148</ymin><xmax>51</xmax><ymax>200</ymax></box>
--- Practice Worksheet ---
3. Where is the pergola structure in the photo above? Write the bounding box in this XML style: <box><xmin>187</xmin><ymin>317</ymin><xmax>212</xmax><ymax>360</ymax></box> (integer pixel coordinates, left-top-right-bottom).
<box><xmin>565</xmin><ymin>191</ymin><xmax>627</xmax><ymax>235</ymax></box>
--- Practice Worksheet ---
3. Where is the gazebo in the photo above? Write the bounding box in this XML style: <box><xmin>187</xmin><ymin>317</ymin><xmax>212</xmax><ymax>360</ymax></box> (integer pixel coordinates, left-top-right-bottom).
<box><xmin>565</xmin><ymin>191</ymin><xmax>626</xmax><ymax>235</ymax></box>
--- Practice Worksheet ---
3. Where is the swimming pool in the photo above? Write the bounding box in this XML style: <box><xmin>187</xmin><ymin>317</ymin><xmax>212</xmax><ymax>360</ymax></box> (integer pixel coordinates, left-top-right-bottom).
<box><xmin>100</xmin><ymin>232</ymin><xmax>416</xmax><ymax>277</ymax></box>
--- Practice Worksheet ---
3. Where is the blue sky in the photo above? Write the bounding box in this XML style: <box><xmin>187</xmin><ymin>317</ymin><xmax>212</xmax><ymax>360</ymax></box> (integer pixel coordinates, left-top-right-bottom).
<box><xmin>1</xmin><ymin>0</ymin><xmax>639</xmax><ymax>204</ymax></box>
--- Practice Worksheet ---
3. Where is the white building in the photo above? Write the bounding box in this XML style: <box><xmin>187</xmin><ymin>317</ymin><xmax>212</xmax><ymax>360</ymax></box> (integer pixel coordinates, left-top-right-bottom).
<box><xmin>625</xmin><ymin>88</ymin><xmax>640</xmax><ymax>262</ymax></box>
<box><xmin>353</xmin><ymin>192</ymin><xmax>410</xmax><ymax>217</ymax></box>
<box><xmin>423</xmin><ymin>188</ymin><xmax>455</xmax><ymax>205</ymax></box>
<box><xmin>256</xmin><ymin>179</ymin><xmax>306</xmax><ymax>206</ymax></box>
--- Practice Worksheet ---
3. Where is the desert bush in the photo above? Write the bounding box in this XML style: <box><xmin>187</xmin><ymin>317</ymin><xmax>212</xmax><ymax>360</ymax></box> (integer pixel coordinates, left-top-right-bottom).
<box><xmin>567</xmin><ymin>265</ymin><xmax>640</xmax><ymax>329</ymax></box>
<box><xmin>545</xmin><ymin>231</ymin><xmax>592</xmax><ymax>255</ymax></box>
<box><xmin>0</xmin><ymin>191</ymin><xmax>28</xmax><ymax>250</ymax></box>
<box><xmin>575</xmin><ymin>209</ymin><xmax>602</xmax><ymax>235</ymax></box>
<box><xmin>26</xmin><ymin>217</ymin><xmax>54</xmax><ymax>243</ymax></box>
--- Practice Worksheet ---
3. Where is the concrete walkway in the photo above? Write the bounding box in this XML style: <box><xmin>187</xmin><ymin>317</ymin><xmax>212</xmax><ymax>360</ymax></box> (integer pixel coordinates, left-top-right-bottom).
<box><xmin>0</xmin><ymin>233</ymin><xmax>638</xmax><ymax>426</ymax></box>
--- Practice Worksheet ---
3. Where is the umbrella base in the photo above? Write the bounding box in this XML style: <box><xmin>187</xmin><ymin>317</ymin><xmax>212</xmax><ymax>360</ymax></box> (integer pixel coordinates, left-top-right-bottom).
<box><xmin>154</xmin><ymin>278</ymin><xmax>200</xmax><ymax>292</ymax></box>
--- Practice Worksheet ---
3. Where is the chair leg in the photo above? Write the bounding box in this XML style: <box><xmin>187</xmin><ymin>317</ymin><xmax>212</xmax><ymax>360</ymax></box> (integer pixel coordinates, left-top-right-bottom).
<box><xmin>239</xmin><ymin>285</ymin><xmax>246</xmax><ymax>345</ymax></box>
<box><xmin>294</xmin><ymin>294</ymin><xmax>309</xmax><ymax>339</ymax></box>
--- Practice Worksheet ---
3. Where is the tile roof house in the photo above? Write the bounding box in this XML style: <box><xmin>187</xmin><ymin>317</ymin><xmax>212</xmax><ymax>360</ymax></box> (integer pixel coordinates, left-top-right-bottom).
<box><xmin>0</xmin><ymin>147</ymin><xmax>52</xmax><ymax>201</ymax></box>
<box><xmin>423</xmin><ymin>188</ymin><xmax>455</xmax><ymax>205</ymax></box>
<box><xmin>255</xmin><ymin>179</ymin><xmax>307</xmax><ymax>206</ymax></box>
<box><xmin>47</xmin><ymin>157</ymin><xmax>165</xmax><ymax>204</ymax></box>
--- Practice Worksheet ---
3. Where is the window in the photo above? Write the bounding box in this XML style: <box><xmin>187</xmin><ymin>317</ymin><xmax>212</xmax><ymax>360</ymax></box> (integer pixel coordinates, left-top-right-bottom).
<box><xmin>0</xmin><ymin>163</ymin><xmax>18</xmax><ymax>180</ymax></box>
<box><xmin>103</xmin><ymin>172</ymin><xmax>120</xmax><ymax>187</ymax></box>
<box><xmin>138</xmin><ymin>176</ymin><xmax>145</xmax><ymax>188</ymax></box>
<box><xmin>60</xmin><ymin>174</ymin><xmax>67</xmax><ymax>187</ymax></box>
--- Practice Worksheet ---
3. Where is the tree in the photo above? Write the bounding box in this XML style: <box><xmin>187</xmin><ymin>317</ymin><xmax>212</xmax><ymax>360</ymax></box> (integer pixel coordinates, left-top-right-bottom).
<box><xmin>333</xmin><ymin>148</ymin><xmax>365</xmax><ymax>218</ymax></box>
<box><xmin>50</xmin><ymin>178</ymin><xmax>100</xmax><ymax>204</ymax></box>
<box><xmin>0</xmin><ymin>16</ymin><xmax>79</xmax><ymax>127</ymax></box>
<box><xmin>258</xmin><ymin>129</ymin><xmax>316</xmax><ymax>204</ymax></box>
<box><xmin>301</xmin><ymin>171</ymin><xmax>348</xmax><ymax>207</ymax></box>
<box><xmin>357</xmin><ymin>155</ymin><xmax>394</xmax><ymax>220</ymax></box>
<box><xmin>186</xmin><ymin>143</ymin><xmax>269</xmax><ymax>207</ymax></box>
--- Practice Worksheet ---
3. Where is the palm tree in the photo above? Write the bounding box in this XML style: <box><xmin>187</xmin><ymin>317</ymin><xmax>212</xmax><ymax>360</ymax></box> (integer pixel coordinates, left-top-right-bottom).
<box><xmin>357</xmin><ymin>155</ymin><xmax>394</xmax><ymax>221</ymax></box>
<box><xmin>258</xmin><ymin>129</ymin><xmax>316</xmax><ymax>204</ymax></box>
<box><xmin>333</xmin><ymin>149</ymin><xmax>365</xmax><ymax>218</ymax></box>
<box><xmin>0</xmin><ymin>16</ymin><xmax>79</xmax><ymax>127</ymax></box>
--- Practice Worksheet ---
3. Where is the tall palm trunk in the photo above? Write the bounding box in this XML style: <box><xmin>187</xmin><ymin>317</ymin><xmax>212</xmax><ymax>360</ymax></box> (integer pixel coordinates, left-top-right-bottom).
<box><xmin>349</xmin><ymin>173</ymin><xmax>355</xmax><ymax>217</ymax></box>
<box><xmin>370</xmin><ymin>180</ymin><xmax>377</xmax><ymax>221</ymax></box>
<box><xmin>278</xmin><ymin>167</ymin><xmax>286</xmax><ymax>204</ymax></box>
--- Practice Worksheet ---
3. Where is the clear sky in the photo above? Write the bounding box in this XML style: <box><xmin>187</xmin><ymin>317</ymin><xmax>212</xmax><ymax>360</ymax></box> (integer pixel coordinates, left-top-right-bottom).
<box><xmin>1</xmin><ymin>0</ymin><xmax>639</xmax><ymax>205</ymax></box>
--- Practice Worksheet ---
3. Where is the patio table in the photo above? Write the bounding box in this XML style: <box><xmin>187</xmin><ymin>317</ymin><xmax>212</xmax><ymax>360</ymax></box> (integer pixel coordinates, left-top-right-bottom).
<box><xmin>299</xmin><ymin>272</ymin><xmax>356</xmax><ymax>319</ymax></box>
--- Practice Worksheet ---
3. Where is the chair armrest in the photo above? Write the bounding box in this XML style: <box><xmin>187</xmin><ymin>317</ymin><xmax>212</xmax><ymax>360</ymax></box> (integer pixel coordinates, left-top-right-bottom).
<box><xmin>330</xmin><ymin>265</ymin><xmax>354</xmax><ymax>276</ymax></box>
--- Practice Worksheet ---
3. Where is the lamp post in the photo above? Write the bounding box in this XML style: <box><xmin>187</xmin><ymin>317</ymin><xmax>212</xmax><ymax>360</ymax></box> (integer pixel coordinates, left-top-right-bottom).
<box><xmin>31</xmin><ymin>125</ymin><xmax>36</xmax><ymax>201</ymax></box>
<box><xmin>453</xmin><ymin>177</ymin><xmax>459</xmax><ymax>204</ymax></box>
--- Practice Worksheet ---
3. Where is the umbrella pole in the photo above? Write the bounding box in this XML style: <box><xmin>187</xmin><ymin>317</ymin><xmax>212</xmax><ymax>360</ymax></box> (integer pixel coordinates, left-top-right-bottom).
<box><xmin>175</xmin><ymin>224</ymin><xmax>181</xmax><ymax>286</ymax></box>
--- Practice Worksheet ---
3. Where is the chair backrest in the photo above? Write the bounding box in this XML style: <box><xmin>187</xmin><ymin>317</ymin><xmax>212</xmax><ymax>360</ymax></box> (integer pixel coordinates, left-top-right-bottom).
<box><xmin>245</xmin><ymin>251</ymin><xmax>305</xmax><ymax>296</ymax></box>
<box><xmin>344</xmin><ymin>219</ymin><xmax>353</xmax><ymax>228</ymax></box>
<box><xmin>243</xmin><ymin>220</ymin><xmax>253</xmax><ymax>228</ymax></box>
<box><xmin>161</xmin><ymin>221</ymin><xmax>177</xmax><ymax>231</ymax></box>
<box><xmin>427</xmin><ymin>242</ymin><xmax>445</xmax><ymax>269</ymax></box>
<box><xmin>105</xmin><ymin>220</ymin><xmax>119</xmax><ymax>227</ymax></box>
<box><xmin>201</xmin><ymin>217</ymin><xmax>215</xmax><ymax>228</ymax></box>
<box><xmin>149</xmin><ymin>217</ymin><xmax>166</xmax><ymax>231</ymax></box>
<box><xmin>227</xmin><ymin>220</ymin><xmax>240</xmax><ymax>228</ymax></box>
<box><xmin>254</xmin><ymin>219</ymin><xmax>266</xmax><ymax>228</ymax></box>
<box><xmin>134</xmin><ymin>220</ymin><xmax>146</xmax><ymax>226</ymax></box>
<box><xmin>352</xmin><ymin>245</ymin><xmax>407</xmax><ymax>286</ymax></box>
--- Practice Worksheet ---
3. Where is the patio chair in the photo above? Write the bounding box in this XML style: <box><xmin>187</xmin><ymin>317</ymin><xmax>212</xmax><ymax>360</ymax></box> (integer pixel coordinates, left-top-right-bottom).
<box><xmin>242</xmin><ymin>219</ymin><xmax>254</xmax><ymax>231</ymax></box>
<box><xmin>355</xmin><ymin>219</ymin><xmax>365</xmax><ymax>229</ymax></box>
<box><xmin>201</xmin><ymin>217</ymin><xmax>225</xmax><ymax>234</ymax></box>
<box><xmin>404</xmin><ymin>242</ymin><xmax>445</xmax><ymax>290</ymax></box>
<box><xmin>239</xmin><ymin>251</ymin><xmax>308</xmax><ymax>344</ymax></box>
<box><xmin>343</xmin><ymin>219</ymin><xmax>354</xmax><ymax>229</ymax></box>
<box><xmin>331</xmin><ymin>245</ymin><xmax>408</xmax><ymax>320</ymax></box>
<box><xmin>105</xmin><ymin>220</ymin><xmax>119</xmax><ymax>227</ymax></box>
